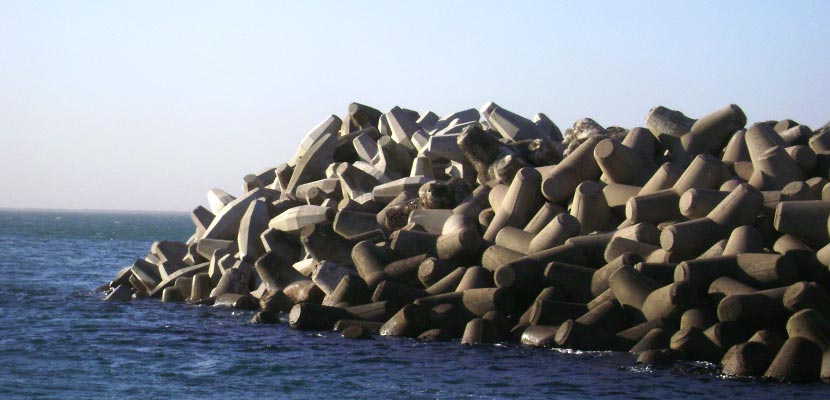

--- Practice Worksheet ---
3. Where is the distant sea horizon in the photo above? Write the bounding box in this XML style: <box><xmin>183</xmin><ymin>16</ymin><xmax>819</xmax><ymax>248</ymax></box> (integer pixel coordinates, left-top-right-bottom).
<box><xmin>0</xmin><ymin>206</ymin><xmax>190</xmax><ymax>214</ymax></box>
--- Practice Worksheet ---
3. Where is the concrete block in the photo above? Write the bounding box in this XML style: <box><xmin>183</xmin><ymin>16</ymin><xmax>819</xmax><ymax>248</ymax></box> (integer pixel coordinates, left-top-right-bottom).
<box><xmin>283</xmin><ymin>280</ymin><xmax>324</xmax><ymax>305</ymax></box>
<box><xmin>286</xmin><ymin>132</ymin><xmax>338</xmax><ymax>194</ymax></box>
<box><xmin>347</xmin><ymin>102</ymin><xmax>382</xmax><ymax>130</ymax></box>
<box><xmin>268</xmin><ymin>205</ymin><xmax>332</xmax><ymax>233</ymax></box>
<box><xmin>301</xmin><ymin>223</ymin><xmax>354</xmax><ymax>266</ymax></box>
<box><xmin>372</xmin><ymin>279</ymin><xmax>428</xmax><ymax>304</ymax></box>
<box><xmin>333</xmin><ymin>320</ymin><xmax>384</xmax><ymax>334</ymax></box>
<box><xmin>520</xmin><ymin>325</ymin><xmax>559</xmax><ymax>347</ymax></box>
<box><xmin>409</xmin><ymin>156</ymin><xmax>436</xmax><ymax>179</ymax></box>
<box><xmin>638</xmin><ymin>162</ymin><xmax>683</xmax><ymax>195</ymax></box>
<box><xmin>189</xmin><ymin>272</ymin><xmax>212</xmax><ymax>302</ymax></box>
<box><xmin>375</xmin><ymin>135</ymin><xmax>414</xmax><ymax>179</ymax></box>
<box><xmin>604</xmin><ymin>237</ymin><xmax>662</xmax><ymax>265</ymax></box>
<box><xmin>591</xmin><ymin>253</ymin><xmax>643</xmax><ymax>296</ymax></box>
<box><xmin>207</xmin><ymin>188</ymin><xmax>236</xmax><ymax>214</ymax></box>
<box><xmin>670</xmin><ymin>327</ymin><xmax>723</xmax><ymax>363</ymax></box>
<box><xmin>416</xmin><ymin>111</ymin><xmax>439</xmax><ymax>131</ymax></box>
<box><xmin>173</xmin><ymin>276</ymin><xmax>192</xmax><ymax>300</ymax></box>
<box><xmin>423</xmin><ymin>134</ymin><xmax>464</xmax><ymax>163</ymax></box>
<box><xmin>345</xmin><ymin>301</ymin><xmax>401</xmax><ymax>322</ymax></box>
<box><xmin>351</xmin><ymin>240</ymin><xmax>391</xmax><ymax>285</ymax></box>
<box><xmin>571</xmin><ymin>181</ymin><xmax>618</xmax><ymax>234</ymax></box>
<box><xmin>630</xmin><ymin>327</ymin><xmax>673</xmax><ymax>354</ymax></box>
<box><xmin>495</xmin><ymin>226</ymin><xmax>534</xmax><ymax>254</ymax></box>
<box><xmin>386</xmin><ymin>106</ymin><xmax>421</xmax><ymax>152</ymax></box>
<box><xmin>488</xmin><ymin>106</ymin><xmax>543</xmax><ymax>142</ymax></box>
<box><xmin>208</xmin><ymin>251</ymin><xmax>232</xmax><ymax>286</ymax></box>
<box><xmin>236</xmin><ymin>199</ymin><xmax>269</xmax><ymax>262</ymax></box>
<box><xmin>389</xmin><ymin>229</ymin><xmax>438</xmax><ymax>259</ymax></box>
<box><xmin>288</xmin><ymin>303</ymin><xmax>356</xmax><ymax>331</ymax></box>
<box><xmin>774</xmin><ymin>200</ymin><xmax>830</xmax><ymax>247</ymax></box>
<box><xmin>673</xmin><ymin>154</ymin><xmax>730</xmax><ymax>194</ymax></box>
<box><xmin>103</xmin><ymin>284</ymin><xmax>132</xmax><ymax>301</ymax></box>
<box><xmin>622</xmin><ymin>127</ymin><xmax>658</xmax><ymax>161</ymax></box>
<box><xmin>523</xmin><ymin>201</ymin><xmax>567</xmax><ymax>235</ymax></box>
<box><xmin>242</xmin><ymin>174</ymin><xmax>264</xmax><ymax>193</ymax></box>
<box><xmin>372</xmin><ymin>254</ymin><xmax>427</xmax><ymax>289</ymax></box>
<box><xmin>494</xmin><ymin>244</ymin><xmax>584</xmax><ymax>302</ymax></box>
<box><xmin>274</xmin><ymin>163</ymin><xmax>294</xmax><ymax>192</ymax></box>
<box><xmin>353</xmin><ymin>131</ymin><xmax>379</xmax><ymax>163</ymax></box>
<box><xmin>336</xmin><ymin>164</ymin><xmax>380</xmax><ymax>200</ymax></box>
<box><xmin>541</xmin><ymin>137</ymin><xmax>602</xmax><ymax>204</ymax></box>
<box><xmin>617</xmin><ymin>318</ymin><xmax>668</xmax><ymax>343</ymax></box>
<box><xmin>721</xmin><ymin>128</ymin><xmax>750</xmax><ymax>163</ymax></box>
<box><xmin>210</xmin><ymin>261</ymin><xmax>252</xmax><ymax>298</ymax></box>
<box><xmin>717</xmin><ymin>287</ymin><xmax>790</xmax><ymax>332</ymax></box>
<box><xmin>149</xmin><ymin>262</ymin><xmax>210</xmax><ymax>297</ymax></box>
<box><xmin>565</xmin><ymin>232</ymin><xmax>616</xmax><ymax>267</ymax></box>
<box><xmin>454</xmin><ymin>266</ymin><xmax>493</xmax><ymax>292</ymax></box>
<box><xmin>543</xmin><ymin>261</ymin><xmax>594</xmax><ymax>303</ymax></box>
<box><xmin>783</xmin><ymin>282</ymin><xmax>830</xmax><ymax>317</ymax></box>
<box><xmin>292</xmin><ymin>258</ymin><xmax>316</xmax><ymax>277</ymax></box>
<box><xmin>288</xmin><ymin>115</ymin><xmax>341</xmax><ymax>167</ymax></box>
<box><xmin>576</xmin><ymin>299</ymin><xmax>630</xmax><ymax>333</ymax></box>
<box><xmin>424</xmin><ymin>267</ymin><xmax>467</xmax><ymax>296</ymax></box>
<box><xmin>595</xmin><ymin>138</ymin><xmax>655</xmax><ymax>185</ymax></box>
<box><xmin>456</xmin><ymin>123</ymin><xmax>513</xmax><ymax>184</ymax></box>
<box><xmin>636</xmin><ymin>349</ymin><xmax>681</xmax><ymax>366</ymax></box>
<box><xmin>764</xmin><ymin>337</ymin><xmax>822</xmax><ymax>382</ymax></box>
<box><xmin>721</xmin><ymin>341</ymin><xmax>775</xmax><ymax>378</ymax></box>
<box><xmin>161</xmin><ymin>287</ymin><xmax>184</xmax><ymax>303</ymax></box>
<box><xmin>704</xmin><ymin>321</ymin><xmax>748</xmax><ymax>351</ymax></box>
<box><xmin>555</xmin><ymin>319</ymin><xmax>631</xmax><ymax>352</ymax></box>
<box><xmin>481</xmin><ymin>244</ymin><xmax>525</xmax><ymax>272</ymax></box>
<box><xmin>625</xmin><ymin>189</ymin><xmax>683</xmax><ymax>225</ymax></box>
<box><xmin>779</xmin><ymin>124</ymin><xmax>812</xmax><ymax>146</ymax></box>
<box><xmin>202</xmin><ymin>188</ymin><xmax>266</xmax><ymax>240</ymax></box>
<box><xmin>190</xmin><ymin>206</ymin><xmax>215</xmax><ymax>237</ymax></box>
<box><xmin>130</xmin><ymin>259</ymin><xmax>161</xmax><ymax>294</ymax></box>
<box><xmin>603</xmin><ymin>183</ymin><xmax>641</xmax><ymax>220</ymax></box>
<box><xmin>295</xmin><ymin>178</ymin><xmax>341</xmax><ymax>204</ymax></box>
<box><xmin>634</xmin><ymin>262</ymin><xmax>676</xmax><ymax>285</ymax></box>
<box><xmin>333</xmin><ymin>209</ymin><xmax>383</xmax><ymax>242</ymax></box>
<box><xmin>461</xmin><ymin>316</ymin><xmax>510</xmax><ymax>345</ymax></box>
<box><xmin>484</xmin><ymin>167</ymin><xmax>544</xmax><ymax>242</ymax></box>
<box><xmin>322</xmin><ymin>275</ymin><xmax>369</xmax><ymax>307</ymax></box>
<box><xmin>417</xmin><ymin>257</ymin><xmax>455</xmax><ymax>288</ymax></box>
<box><xmin>645</xmin><ymin>106</ymin><xmax>694</xmax><ymax>138</ymax></box>
<box><xmin>680</xmin><ymin>104</ymin><xmax>746</xmax><ymax>156</ymax></box>
<box><xmin>379</xmin><ymin>304</ymin><xmax>429</xmax><ymax>338</ymax></box>
<box><xmin>372</xmin><ymin>176</ymin><xmax>431</xmax><ymax>204</ymax></box>
<box><xmin>312</xmin><ymin>260</ymin><xmax>360</xmax><ymax>295</ymax></box>
<box><xmin>533</xmin><ymin>113</ymin><xmax>563</xmax><ymax>142</ymax></box>
<box><xmin>786</xmin><ymin>308</ymin><xmax>830</xmax><ymax>351</ymax></box>
<box><xmin>786</xmin><ymin>145</ymin><xmax>817</xmax><ymax>174</ymax></box>
<box><xmin>608</xmin><ymin>264</ymin><xmax>662</xmax><ymax>314</ymax></box>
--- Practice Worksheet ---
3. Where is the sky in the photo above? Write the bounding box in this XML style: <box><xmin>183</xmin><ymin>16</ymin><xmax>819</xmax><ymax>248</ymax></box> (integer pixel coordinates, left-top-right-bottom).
<box><xmin>1</xmin><ymin>1</ymin><xmax>829</xmax><ymax>212</ymax></box>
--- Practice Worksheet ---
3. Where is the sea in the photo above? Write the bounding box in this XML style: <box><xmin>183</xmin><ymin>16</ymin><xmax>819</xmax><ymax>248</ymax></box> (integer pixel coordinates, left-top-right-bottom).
<box><xmin>0</xmin><ymin>209</ymin><xmax>825</xmax><ymax>399</ymax></box>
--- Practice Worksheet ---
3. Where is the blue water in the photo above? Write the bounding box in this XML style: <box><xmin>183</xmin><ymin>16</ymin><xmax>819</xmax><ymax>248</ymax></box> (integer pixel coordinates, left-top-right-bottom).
<box><xmin>0</xmin><ymin>209</ymin><xmax>825</xmax><ymax>399</ymax></box>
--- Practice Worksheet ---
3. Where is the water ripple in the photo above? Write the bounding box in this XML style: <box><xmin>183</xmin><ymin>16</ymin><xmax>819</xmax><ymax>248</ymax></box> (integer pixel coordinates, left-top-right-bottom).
<box><xmin>1</xmin><ymin>210</ymin><xmax>829</xmax><ymax>399</ymax></box>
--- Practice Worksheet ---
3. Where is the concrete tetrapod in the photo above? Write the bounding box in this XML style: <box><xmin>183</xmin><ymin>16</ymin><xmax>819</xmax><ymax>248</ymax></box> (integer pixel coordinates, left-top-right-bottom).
<box><xmin>101</xmin><ymin>101</ymin><xmax>830</xmax><ymax>384</ymax></box>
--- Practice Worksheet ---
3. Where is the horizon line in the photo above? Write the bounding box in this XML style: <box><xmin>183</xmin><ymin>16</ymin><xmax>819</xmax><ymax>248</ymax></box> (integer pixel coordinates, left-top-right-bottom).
<box><xmin>0</xmin><ymin>206</ymin><xmax>189</xmax><ymax>214</ymax></box>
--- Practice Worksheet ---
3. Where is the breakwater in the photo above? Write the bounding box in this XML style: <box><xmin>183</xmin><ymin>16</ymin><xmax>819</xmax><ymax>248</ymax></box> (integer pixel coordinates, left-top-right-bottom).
<box><xmin>101</xmin><ymin>102</ymin><xmax>830</xmax><ymax>383</ymax></box>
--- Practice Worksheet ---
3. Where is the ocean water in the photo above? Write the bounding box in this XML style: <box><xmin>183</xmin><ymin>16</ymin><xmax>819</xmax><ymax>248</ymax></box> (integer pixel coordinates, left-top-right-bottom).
<box><xmin>0</xmin><ymin>209</ymin><xmax>826</xmax><ymax>399</ymax></box>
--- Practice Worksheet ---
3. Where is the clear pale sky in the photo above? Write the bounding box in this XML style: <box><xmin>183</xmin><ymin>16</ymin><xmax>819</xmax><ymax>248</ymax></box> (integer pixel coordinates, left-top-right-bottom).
<box><xmin>1</xmin><ymin>1</ymin><xmax>828</xmax><ymax>212</ymax></box>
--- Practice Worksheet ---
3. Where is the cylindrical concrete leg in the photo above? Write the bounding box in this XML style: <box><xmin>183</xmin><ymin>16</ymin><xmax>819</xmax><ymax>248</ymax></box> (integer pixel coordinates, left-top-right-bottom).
<box><xmin>379</xmin><ymin>304</ymin><xmax>430</xmax><ymax>338</ymax></box>
<box><xmin>764</xmin><ymin>337</ymin><xmax>823</xmax><ymax>382</ymax></box>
